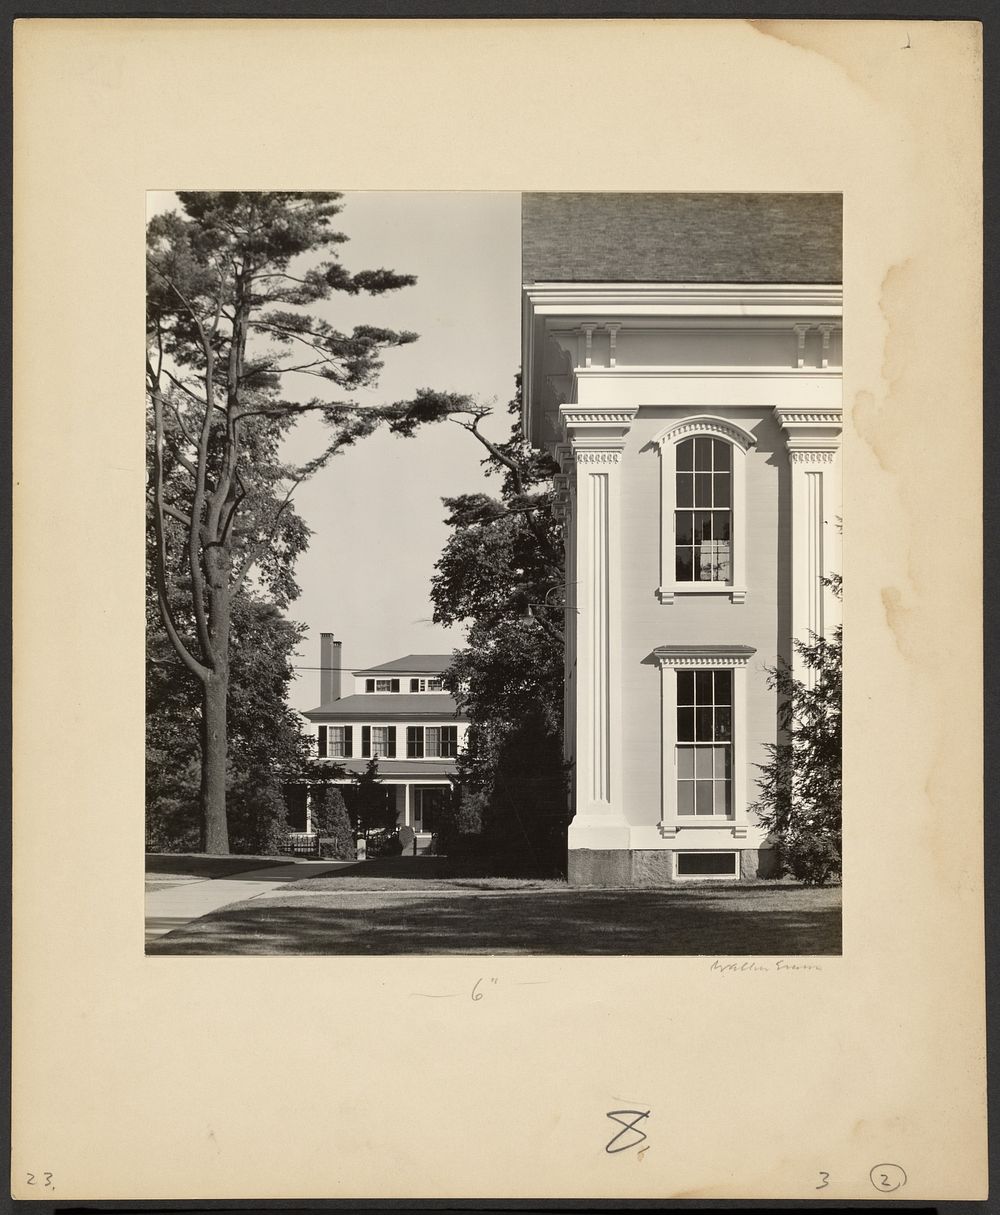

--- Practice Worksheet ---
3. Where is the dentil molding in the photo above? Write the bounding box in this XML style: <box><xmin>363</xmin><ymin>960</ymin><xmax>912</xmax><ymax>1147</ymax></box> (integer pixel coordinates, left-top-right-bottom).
<box><xmin>653</xmin><ymin>645</ymin><xmax>757</xmax><ymax>669</ymax></box>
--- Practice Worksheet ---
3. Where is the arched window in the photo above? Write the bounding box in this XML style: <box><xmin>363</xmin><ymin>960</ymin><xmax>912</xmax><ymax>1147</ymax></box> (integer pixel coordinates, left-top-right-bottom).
<box><xmin>654</xmin><ymin>416</ymin><xmax>756</xmax><ymax>604</ymax></box>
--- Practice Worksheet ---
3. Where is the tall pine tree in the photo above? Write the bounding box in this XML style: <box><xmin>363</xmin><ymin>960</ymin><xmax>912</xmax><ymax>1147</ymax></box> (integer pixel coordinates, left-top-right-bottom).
<box><xmin>146</xmin><ymin>192</ymin><xmax>456</xmax><ymax>852</ymax></box>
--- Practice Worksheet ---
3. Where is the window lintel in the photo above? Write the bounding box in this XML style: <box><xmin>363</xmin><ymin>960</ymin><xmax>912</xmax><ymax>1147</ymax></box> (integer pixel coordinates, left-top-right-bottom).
<box><xmin>654</xmin><ymin>645</ymin><xmax>756</xmax><ymax>669</ymax></box>
<box><xmin>653</xmin><ymin>415</ymin><xmax>757</xmax><ymax>452</ymax></box>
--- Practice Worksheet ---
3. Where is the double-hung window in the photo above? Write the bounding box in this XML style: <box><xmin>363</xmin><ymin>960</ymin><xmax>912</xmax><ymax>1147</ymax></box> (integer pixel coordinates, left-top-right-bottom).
<box><xmin>406</xmin><ymin>726</ymin><xmax>458</xmax><ymax>758</ymax></box>
<box><xmin>365</xmin><ymin>678</ymin><xmax>400</xmax><ymax>693</ymax></box>
<box><xmin>409</xmin><ymin>677</ymin><xmax>444</xmax><ymax>692</ymax></box>
<box><xmin>654</xmin><ymin>645</ymin><xmax>755</xmax><ymax>838</ymax></box>
<box><xmin>361</xmin><ymin>725</ymin><xmax>396</xmax><ymax>758</ymax></box>
<box><xmin>675</xmin><ymin>437</ymin><xmax>731</xmax><ymax>584</ymax></box>
<box><xmin>318</xmin><ymin>725</ymin><xmax>353</xmax><ymax>759</ymax></box>
<box><xmin>654</xmin><ymin>416</ymin><xmax>755</xmax><ymax>604</ymax></box>
<box><xmin>676</xmin><ymin>670</ymin><xmax>732</xmax><ymax>816</ymax></box>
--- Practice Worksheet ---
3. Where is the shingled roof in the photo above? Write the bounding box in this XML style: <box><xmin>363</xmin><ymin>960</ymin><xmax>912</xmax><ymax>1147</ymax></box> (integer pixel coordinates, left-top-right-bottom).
<box><xmin>522</xmin><ymin>193</ymin><xmax>842</xmax><ymax>285</ymax></box>
<box><xmin>354</xmin><ymin>654</ymin><xmax>453</xmax><ymax>675</ymax></box>
<box><xmin>302</xmin><ymin>693</ymin><xmax>463</xmax><ymax>721</ymax></box>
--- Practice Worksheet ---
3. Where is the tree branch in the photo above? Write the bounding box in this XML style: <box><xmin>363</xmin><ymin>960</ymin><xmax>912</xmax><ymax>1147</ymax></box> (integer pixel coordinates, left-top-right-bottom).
<box><xmin>150</xmin><ymin>387</ymin><xmax>211</xmax><ymax>683</ymax></box>
<box><xmin>230</xmin><ymin>475</ymin><xmax>303</xmax><ymax>592</ymax></box>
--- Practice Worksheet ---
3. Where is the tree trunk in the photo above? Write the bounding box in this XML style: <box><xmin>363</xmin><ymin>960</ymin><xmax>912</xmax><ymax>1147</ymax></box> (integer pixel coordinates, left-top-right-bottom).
<box><xmin>200</xmin><ymin>672</ymin><xmax>230</xmax><ymax>854</ymax></box>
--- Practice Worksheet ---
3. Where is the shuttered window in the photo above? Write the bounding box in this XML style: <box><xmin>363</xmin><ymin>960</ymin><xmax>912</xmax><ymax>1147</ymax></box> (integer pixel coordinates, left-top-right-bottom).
<box><xmin>362</xmin><ymin>726</ymin><xmax>396</xmax><ymax>758</ymax></box>
<box><xmin>319</xmin><ymin>726</ymin><xmax>353</xmax><ymax>758</ymax></box>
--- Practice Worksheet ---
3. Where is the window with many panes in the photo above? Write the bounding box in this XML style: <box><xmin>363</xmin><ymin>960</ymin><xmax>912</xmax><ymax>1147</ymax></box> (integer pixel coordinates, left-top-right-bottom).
<box><xmin>406</xmin><ymin>725</ymin><xmax>458</xmax><ymax>758</ymax></box>
<box><xmin>655</xmin><ymin>418</ymin><xmax>755</xmax><ymax>604</ymax></box>
<box><xmin>409</xmin><ymin>678</ymin><xmax>444</xmax><ymax>692</ymax></box>
<box><xmin>676</xmin><ymin>669</ymin><xmax>733</xmax><ymax>817</ymax></box>
<box><xmin>675</xmin><ymin>437</ymin><xmax>731</xmax><ymax>583</ymax></box>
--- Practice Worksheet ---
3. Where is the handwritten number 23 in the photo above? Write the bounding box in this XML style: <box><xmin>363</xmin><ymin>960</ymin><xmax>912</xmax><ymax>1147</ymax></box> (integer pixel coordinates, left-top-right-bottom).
<box><xmin>26</xmin><ymin>1173</ymin><xmax>54</xmax><ymax>1189</ymax></box>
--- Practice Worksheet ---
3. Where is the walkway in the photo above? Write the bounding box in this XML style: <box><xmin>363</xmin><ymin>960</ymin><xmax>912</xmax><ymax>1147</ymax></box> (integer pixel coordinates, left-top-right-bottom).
<box><xmin>145</xmin><ymin>859</ymin><xmax>353</xmax><ymax>945</ymax></box>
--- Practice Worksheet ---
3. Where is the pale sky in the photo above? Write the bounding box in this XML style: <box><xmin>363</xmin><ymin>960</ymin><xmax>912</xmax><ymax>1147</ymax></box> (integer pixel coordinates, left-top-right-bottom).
<box><xmin>148</xmin><ymin>191</ymin><xmax>523</xmax><ymax>713</ymax></box>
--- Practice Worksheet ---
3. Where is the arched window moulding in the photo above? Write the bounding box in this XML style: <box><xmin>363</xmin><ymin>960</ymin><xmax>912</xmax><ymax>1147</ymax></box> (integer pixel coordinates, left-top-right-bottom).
<box><xmin>653</xmin><ymin>415</ymin><xmax>757</xmax><ymax>605</ymax></box>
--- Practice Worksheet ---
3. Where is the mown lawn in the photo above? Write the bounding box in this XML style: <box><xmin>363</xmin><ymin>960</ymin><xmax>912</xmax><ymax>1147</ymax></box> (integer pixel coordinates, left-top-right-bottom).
<box><xmin>144</xmin><ymin>852</ymin><xmax>292</xmax><ymax>892</ymax></box>
<box><xmin>146</xmin><ymin>877</ymin><xmax>841</xmax><ymax>956</ymax></box>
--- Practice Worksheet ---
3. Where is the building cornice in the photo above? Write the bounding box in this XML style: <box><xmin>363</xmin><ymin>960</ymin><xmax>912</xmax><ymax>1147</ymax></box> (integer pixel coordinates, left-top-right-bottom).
<box><xmin>525</xmin><ymin>281</ymin><xmax>842</xmax><ymax>318</ymax></box>
<box><xmin>574</xmin><ymin>365</ymin><xmax>842</xmax><ymax>380</ymax></box>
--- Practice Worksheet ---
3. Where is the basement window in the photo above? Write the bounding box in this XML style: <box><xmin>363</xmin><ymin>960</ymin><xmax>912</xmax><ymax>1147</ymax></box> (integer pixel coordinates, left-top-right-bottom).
<box><xmin>675</xmin><ymin>851</ymin><xmax>738</xmax><ymax>879</ymax></box>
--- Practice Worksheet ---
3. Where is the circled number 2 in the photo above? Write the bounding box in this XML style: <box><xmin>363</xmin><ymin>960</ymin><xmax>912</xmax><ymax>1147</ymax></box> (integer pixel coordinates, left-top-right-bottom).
<box><xmin>870</xmin><ymin>1163</ymin><xmax>907</xmax><ymax>1193</ymax></box>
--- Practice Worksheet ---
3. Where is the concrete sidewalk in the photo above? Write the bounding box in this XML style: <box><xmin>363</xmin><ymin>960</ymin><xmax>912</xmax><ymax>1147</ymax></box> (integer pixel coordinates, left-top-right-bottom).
<box><xmin>145</xmin><ymin>860</ymin><xmax>354</xmax><ymax>945</ymax></box>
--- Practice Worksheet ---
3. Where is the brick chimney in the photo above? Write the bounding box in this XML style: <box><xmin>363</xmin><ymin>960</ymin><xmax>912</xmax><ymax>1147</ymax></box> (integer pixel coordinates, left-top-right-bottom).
<box><xmin>320</xmin><ymin>634</ymin><xmax>342</xmax><ymax>704</ymax></box>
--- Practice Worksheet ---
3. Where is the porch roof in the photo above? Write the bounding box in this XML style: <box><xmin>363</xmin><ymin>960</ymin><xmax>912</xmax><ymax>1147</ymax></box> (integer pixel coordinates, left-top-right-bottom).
<box><xmin>318</xmin><ymin>758</ymin><xmax>458</xmax><ymax>780</ymax></box>
<box><xmin>302</xmin><ymin>693</ymin><xmax>464</xmax><ymax>720</ymax></box>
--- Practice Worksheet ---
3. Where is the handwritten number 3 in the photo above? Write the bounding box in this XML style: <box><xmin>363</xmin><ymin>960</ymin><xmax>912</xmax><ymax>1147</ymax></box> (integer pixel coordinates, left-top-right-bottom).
<box><xmin>816</xmin><ymin>1171</ymin><xmax>830</xmax><ymax>1190</ymax></box>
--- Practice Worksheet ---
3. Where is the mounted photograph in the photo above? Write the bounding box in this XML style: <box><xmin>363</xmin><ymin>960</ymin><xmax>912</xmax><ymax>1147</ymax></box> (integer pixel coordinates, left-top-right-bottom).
<box><xmin>145</xmin><ymin>190</ymin><xmax>843</xmax><ymax>955</ymax></box>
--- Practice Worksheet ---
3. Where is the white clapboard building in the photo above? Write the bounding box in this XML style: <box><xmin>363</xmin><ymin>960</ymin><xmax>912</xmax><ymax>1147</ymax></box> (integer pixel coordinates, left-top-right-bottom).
<box><xmin>520</xmin><ymin>193</ymin><xmax>843</xmax><ymax>884</ymax></box>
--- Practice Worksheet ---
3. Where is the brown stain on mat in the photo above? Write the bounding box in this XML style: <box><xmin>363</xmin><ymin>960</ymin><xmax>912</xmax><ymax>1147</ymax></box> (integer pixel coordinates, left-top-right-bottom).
<box><xmin>853</xmin><ymin>260</ymin><xmax>914</xmax><ymax>476</ymax></box>
<box><xmin>747</xmin><ymin>21</ymin><xmax>876</xmax><ymax>94</ymax></box>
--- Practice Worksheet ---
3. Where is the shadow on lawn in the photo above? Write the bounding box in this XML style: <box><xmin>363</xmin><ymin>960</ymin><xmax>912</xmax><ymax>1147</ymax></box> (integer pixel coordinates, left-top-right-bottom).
<box><xmin>145</xmin><ymin>854</ymin><xmax>294</xmax><ymax>880</ymax></box>
<box><xmin>292</xmin><ymin>856</ymin><xmax>556</xmax><ymax>883</ymax></box>
<box><xmin>147</xmin><ymin>888</ymin><xmax>842</xmax><ymax>956</ymax></box>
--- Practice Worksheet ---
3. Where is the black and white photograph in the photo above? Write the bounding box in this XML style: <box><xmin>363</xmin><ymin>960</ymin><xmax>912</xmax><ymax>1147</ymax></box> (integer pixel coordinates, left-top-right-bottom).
<box><xmin>145</xmin><ymin>190</ymin><xmax>844</xmax><ymax>955</ymax></box>
<box><xmin>14</xmin><ymin>18</ymin><xmax>985</xmax><ymax>1204</ymax></box>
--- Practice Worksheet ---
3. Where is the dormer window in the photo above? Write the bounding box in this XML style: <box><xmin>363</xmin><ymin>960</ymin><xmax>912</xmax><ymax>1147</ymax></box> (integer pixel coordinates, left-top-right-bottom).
<box><xmin>410</xmin><ymin>678</ymin><xmax>444</xmax><ymax>692</ymax></box>
<box><xmin>365</xmin><ymin>678</ymin><xmax>400</xmax><ymax>693</ymax></box>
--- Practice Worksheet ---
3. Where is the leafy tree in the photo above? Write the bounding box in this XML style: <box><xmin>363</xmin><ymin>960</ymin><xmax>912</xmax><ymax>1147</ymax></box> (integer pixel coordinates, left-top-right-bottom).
<box><xmin>146</xmin><ymin>192</ymin><xmax>453</xmax><ymax>852</ymax></box>
<box><xmin>413</xmin><ymin>380</ymin><xmax>569</xmax><ymax>874</ymax></box>
<box><xmin>431</xmin><ymin>786</ymin><xmax>486</xmax><ymax>858</ymax></box>
<box><xmin>310</xmin><ymin>785</ymin><xmax>355</xmax><ymax>859</ymax></box>
<box><xmin>349</xmin><ymin>758</ymin><xmax>397</xmax><ymax>838</ymax></box>
<box><xmin>146</xmin><ymin>590</ymin><xmax>311</xmax><ymax>853</ymax></box>
<box><xmin>751</xmin><ymin>575</ymin><xmax>842</xmax><ymax>885</ymax></box>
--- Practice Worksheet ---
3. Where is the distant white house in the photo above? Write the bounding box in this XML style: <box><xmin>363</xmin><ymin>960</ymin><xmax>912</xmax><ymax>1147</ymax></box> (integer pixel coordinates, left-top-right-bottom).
<box><xmin>521</xmin><ymin>192</ymin><xmax>843</xmax><ymax>885</ymax></box>
<box><xmin>298</xmin><ymin>638</ymin><xmax>468</xmax><ymax>851</ymax></box>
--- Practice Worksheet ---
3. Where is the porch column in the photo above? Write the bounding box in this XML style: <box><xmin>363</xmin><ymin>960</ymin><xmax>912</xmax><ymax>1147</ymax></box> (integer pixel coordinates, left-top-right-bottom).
<box><xmin>560</xmin><ymin>405</ymin><xmax>637</xmax><ymax>848</ymax></box>
<box><xmin>774</xmin><ymin>408</ymin><xmax>843</xmax><ymax>683</ymax></box>
<box><xmin>403</xmin><ymin>783</ymin><xmax>411</xmax><ymax>828</ymax></box>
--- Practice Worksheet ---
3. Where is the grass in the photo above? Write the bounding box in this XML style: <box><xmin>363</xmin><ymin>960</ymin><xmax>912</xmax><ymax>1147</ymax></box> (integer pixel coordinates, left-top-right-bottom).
<box><xmin>146</xmin><ymin>852</ymin><xmax>293</xmax><ymax>878</ymax></box>
<box><xmin>147</xmin><ymin>872</ymin><xmax>842</xmax><ymax>956</ymax></box>
<box><xmin>144</xmin><ymin>851</ymin><xmax>295</xmax><ymax>892</ymax></box>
